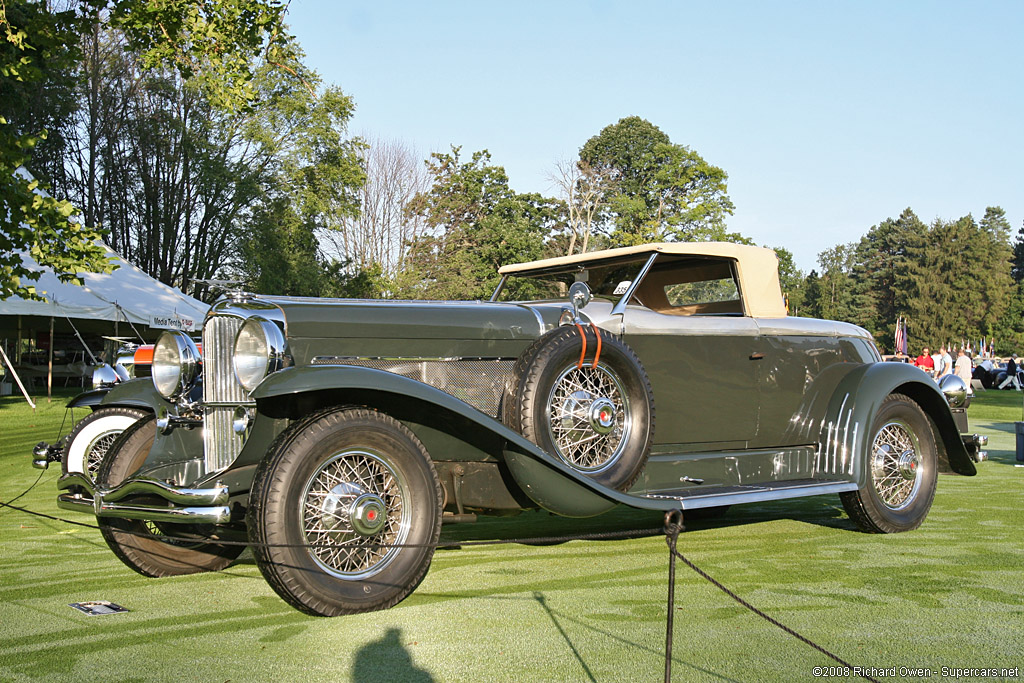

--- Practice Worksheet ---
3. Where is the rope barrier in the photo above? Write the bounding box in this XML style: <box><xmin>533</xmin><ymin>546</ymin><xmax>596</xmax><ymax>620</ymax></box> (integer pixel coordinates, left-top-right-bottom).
<box><xmin>662</xmin><ymin>511</ymin><xmax>881</xmax><ymax>683</ymax></box>
<box><xmin>1</xmin><ymin>477</ymin><xmax>880</xmax><ymax>682</ymax></box>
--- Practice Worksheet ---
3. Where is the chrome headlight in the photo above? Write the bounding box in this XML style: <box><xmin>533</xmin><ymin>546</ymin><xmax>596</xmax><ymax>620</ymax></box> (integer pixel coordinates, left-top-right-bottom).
<box><xmin>938</xmin><ymin>374</ymin><xmax>967</xmax><ymax>408</ymax></box>
<box><xmin>152</xmin><ymin>331</ymin><xmax>201</xmax><ymax>400</ymax></box>
<box><xmin>233</xmin><ymin>317</ymin><xmax>287</xmax><ymax>393</ymax></box>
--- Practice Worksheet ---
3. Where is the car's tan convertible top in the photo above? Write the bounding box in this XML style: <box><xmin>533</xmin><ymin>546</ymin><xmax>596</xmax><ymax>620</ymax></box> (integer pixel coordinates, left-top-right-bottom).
<box><xmin>499</xmin><ymin>242</ymin><xmax>788</xmax><ymax>318</ymax></box>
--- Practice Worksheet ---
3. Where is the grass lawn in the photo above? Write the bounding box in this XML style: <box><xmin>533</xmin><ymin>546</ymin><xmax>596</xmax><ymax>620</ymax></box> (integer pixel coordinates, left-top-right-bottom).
<box><xmin>1</xmin><ymin>388</ymin><xmax>1022</xmax><ymax>682</ymax></box>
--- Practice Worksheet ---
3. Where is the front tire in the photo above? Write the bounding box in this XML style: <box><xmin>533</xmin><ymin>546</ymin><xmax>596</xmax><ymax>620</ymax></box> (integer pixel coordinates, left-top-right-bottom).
<box><xmin>248</xmin><ymin>408</ymin><xmax>442</xmax><ymax>616</ymax></box>
<box><xmin>62</xmin><ymin>406</ymin><xmax>147</xmax><ymax>481</ymax></box>
<box><xmin>96</xmin><ymin>417</ymin><xmax>243</xmax><ymax>576</ymax></box>
<box><xmin>840</xmin><ymin>394</ymin><xmax>938</xmax><ymax>533</ymax></box>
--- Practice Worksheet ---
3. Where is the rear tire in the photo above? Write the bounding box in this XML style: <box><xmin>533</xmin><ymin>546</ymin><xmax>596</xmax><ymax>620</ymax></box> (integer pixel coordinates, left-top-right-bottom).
<box><xmin>96</xmin><ymin>417</ymin><xmax>243</xmax><ymax>576</ymax></box>
<box><xmin>840</xmin><ymin>394</ymin><xmax>937</xmax><ymax>533</ymax></box>
<box><xmin>248</xmin><ymin>408</ymin><xmax>442</xmax><ymax>616</ymax></box>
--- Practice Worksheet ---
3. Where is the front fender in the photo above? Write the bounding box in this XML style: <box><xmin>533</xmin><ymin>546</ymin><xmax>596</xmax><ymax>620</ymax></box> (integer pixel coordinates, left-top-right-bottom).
<box><xmin>97</xmin><ymin>378</ymin><xmax>169</xmax><ymax>413</ymax></box>
<box><xmin>251</xmin><ymin>366</ymin><xmax>679</xmax><ymax>517</ymax></box>
<box><xmin>66</xmin><ymin>388</ymin><xmax>110</xmax><ymax>409</ymax></box>
<box><xmin>816</xmin><ymin>362</ymin><xmax>975</xmax><ymax>484</ymax></box>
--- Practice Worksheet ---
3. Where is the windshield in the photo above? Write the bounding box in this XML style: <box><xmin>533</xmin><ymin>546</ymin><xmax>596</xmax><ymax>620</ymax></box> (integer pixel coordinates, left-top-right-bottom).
<box><xmin>494</xmin><ymin>257</ymin><xmax>649</xmax><ymax>303</ymax></box>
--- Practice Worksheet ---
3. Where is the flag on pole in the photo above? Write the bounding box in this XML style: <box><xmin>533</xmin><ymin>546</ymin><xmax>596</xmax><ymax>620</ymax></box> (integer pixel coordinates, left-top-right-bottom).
<box><xmin>894</xmin><ymin>317</ymin><xmax>907</xmax><ymax>356</ymax></box>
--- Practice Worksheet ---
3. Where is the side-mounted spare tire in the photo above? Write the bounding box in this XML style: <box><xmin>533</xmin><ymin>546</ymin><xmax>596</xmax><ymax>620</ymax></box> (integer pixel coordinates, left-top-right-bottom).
<box><xmin>504</xmin><ymin>325</ymin><xmax>654</xmax><ymax>491</ymax></box>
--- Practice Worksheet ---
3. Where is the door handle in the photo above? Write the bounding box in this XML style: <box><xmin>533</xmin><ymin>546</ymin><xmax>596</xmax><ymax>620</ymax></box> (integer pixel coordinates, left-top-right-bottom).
<box><xmin>749</xmin><ymin>352</ymin><xmax>765</xmax><ymax>360</ymax></box>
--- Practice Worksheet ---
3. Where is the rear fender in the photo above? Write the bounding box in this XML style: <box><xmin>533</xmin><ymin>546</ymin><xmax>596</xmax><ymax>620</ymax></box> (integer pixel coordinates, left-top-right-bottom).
<box><xmin>251</xmin><ymin>366</ymin><xmax>679</xmax><ymax>517</ymax></box>
<box><xmin>815</xmin><ymin>362</ymin><xmax>975</xmax><ymax>485</ymax></box>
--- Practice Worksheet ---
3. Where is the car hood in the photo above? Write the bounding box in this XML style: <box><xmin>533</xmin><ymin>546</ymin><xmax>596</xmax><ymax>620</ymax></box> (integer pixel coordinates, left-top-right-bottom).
<box><xmin>264</xmin><ymin>297</ymin><xmax>561</xmax><ymax>341</ymax></box>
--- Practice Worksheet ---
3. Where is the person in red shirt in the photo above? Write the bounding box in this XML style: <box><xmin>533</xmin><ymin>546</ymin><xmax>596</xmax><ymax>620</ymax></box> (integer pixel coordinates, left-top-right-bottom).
<box><xmin>915</xmin><ymin>347</ymin><xmax>935</xmax><ymax>376</ymax></box>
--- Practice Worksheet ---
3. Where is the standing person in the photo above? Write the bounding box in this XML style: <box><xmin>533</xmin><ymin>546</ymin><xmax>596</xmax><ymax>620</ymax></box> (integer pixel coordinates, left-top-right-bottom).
<box><xmin>915</xmin><ymin>347</ymin><xmax>935</xmax><ymax>375</ymax></box>
<box><xmin>938</xmin><ymin>346</ymin><xmax>953</xmax><ymax>378</ymax></box>
<box><xmin>954</xmin><ymin>349</ymin><xmax>973</xmax><ymax>393</ymax></box>
<box><xmin>931</xmin><ymin>348</ymin><xmax>944</xmax><ymax>378</ymax></box>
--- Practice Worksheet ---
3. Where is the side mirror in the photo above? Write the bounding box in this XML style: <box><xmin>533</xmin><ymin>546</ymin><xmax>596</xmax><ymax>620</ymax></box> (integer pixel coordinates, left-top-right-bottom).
<box><xmin>569</xmin><ymin>282</ymin><xmax>592</xmax><ymax>319</ymax></box>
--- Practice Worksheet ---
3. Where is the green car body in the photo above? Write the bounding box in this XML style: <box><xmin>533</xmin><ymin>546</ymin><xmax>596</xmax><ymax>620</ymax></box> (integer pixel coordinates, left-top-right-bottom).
<box><xmin>54</xmin><ymin>242</ymin><xmax>977</xmax><ymax>615</ymax></box>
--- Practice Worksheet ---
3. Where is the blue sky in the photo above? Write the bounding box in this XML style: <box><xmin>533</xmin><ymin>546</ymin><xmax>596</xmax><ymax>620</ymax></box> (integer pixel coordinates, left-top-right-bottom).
<box><xmin>286</xmin><ymin>1</ymin><xmax>1022</xmax><ymax>272</ymax></box>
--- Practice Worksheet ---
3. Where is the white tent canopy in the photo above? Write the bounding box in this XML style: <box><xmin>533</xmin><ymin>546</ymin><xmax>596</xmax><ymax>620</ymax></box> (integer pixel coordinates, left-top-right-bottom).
<box><xmin>2</xmin><ymin>244</ymin><xmax>208</xmax><ymax>334</ymax></box>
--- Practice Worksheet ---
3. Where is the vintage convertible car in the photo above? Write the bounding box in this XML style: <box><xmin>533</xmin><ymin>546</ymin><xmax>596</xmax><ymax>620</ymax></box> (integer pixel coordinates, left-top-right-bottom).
<box><xmin>48</xmin><ymin>242</ymin><xmax>979</xmax><ymax>616</ymax></box>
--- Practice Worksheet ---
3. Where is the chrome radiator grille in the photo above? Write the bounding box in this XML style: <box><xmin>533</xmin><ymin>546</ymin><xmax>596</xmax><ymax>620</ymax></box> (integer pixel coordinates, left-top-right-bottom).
<box><xmin>202</xmin><ymin>315</ymin><xmax>249</xmax><ymax>473</ymax></box>
<box><xmin>203</xmin><ymin>316</ymin><xmax>249</xmax><ymax>404</ymax></box>
<box><xmin>312</xmin><ymin>358</ymin><xmax>514</xmax><ymax>417</ymax></box>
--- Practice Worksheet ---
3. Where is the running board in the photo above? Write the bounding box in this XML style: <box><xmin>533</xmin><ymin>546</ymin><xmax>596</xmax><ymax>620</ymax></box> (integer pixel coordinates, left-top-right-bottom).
<box><xmin>635</xmin><ymin>479</ymin><xmax>860</xmax><ymax>511</ymax></box>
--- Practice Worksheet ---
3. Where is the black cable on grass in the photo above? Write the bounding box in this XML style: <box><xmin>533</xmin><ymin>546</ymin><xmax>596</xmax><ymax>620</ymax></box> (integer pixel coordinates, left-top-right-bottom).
<box><xmin>663</xmin><ymin>513</ymin><xmax>880</xmax><ymax>683</ymax></box>
<box><xmin>0</xmin><ymin>499</ymin><xmax>662</xmax><ymax>547</ymax></box>
<box><xmin>0</xmin><ymin>468</ymin><xmax>47</xmax><ymax>515</ymax></box>
<box><xmin>2</xmin><ymin>497</ymin><xmax>881</xmax><ymax>682</ymax></box>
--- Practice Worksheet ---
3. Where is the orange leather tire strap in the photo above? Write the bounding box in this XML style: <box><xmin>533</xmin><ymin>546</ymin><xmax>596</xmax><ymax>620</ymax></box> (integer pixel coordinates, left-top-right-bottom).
<box><xmin>590</xmin><ymin>323</ymin><xmax>603</xmax><ymax>367</ymax></box>
<box><xmin>574</xmin><ymin>323</ymin><xmax>588</xmax><ymax>369</ymax></box>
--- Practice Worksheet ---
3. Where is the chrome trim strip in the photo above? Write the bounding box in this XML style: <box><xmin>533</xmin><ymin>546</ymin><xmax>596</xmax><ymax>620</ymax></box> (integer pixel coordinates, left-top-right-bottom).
<box><xmin>525</xmin><ymin>304</ymin><xmax>547</xmax><ymax>335</ymax></box>
<box><xmin>840</xmin><ymin>399</ymin><xmax>853</xmax><ymax>474</ymax></box>
<box><xmin>610</xmin><ymin>253</ymin><xmax>659</xmax><ymax>317</ymax></box>
<box><xmin>647</xmin><ymin>481</ymin><xmax>860</xmax><ymax>510</ymax></box>
<box><xmin>849</xmin><ymin>422</ymin><xmax>859</xmax><ymax>476</ymax></box>
<box><xmin>312</xmin><ymin>355</ymin><xmax>516</xmax><ymax>364</ymax></box>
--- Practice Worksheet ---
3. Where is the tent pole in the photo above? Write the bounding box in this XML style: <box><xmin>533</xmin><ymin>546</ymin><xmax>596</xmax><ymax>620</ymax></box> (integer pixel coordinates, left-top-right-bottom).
<box><xmin>0</xmin><ymin>345</ymin><xmax>35</xmax><ymax>411</ymax></box>
<box><xmin>47</xmin><ymin>316</ymin><xmax>54</xmax><ymax>402</ymax></box>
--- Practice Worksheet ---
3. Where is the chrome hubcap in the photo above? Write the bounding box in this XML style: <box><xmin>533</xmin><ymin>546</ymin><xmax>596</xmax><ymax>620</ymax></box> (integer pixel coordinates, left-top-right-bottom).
<box><xmin>897</xmin><ymin>450</ymin><xmax>920</xmax><ymax>480</ymax></box>
<box><xmin>302</xmin><ymin>448</ymin><xmax>409</xmax><ymax>579</ymax></box>
<box><xmin>870</xmin><ymin>420</ymin><xmax>923</xmax><ymax>510</ymax></box>
<box><xmin>547</xmin><ymin>362</ymin><xmax>631</xmax><ymax>472</ymax></box>
<box><xmin>588</xmin><ymin>397</ymin><xmax>617</xmax><ymax>435</ymax></box>
<box><xmin>349</xmin><ymin>493</ymin><xmax>387</xmax><ymax>536</ymax></box>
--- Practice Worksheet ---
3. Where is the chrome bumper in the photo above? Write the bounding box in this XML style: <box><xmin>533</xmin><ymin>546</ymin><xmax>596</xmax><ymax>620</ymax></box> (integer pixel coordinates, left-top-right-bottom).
<box><xmin>57</xmin><ymin>472</ymin><xmax>231</xmax><ymax>524</ymax></box>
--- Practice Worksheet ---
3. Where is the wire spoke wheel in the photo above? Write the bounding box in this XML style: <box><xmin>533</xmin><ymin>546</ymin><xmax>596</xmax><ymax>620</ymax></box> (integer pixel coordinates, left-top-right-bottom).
<box><xmin>504</xmin><ymin>325</ymin><xmax>654</xmax><ymax>497</ymax></box>
<box><xmin>62</xmin><ymin>407</ymin><xmax>147</xmax><ymax>482</ymax></box>
<box><xmin>870</xmin><ymin>420</ymin><xmax>922</xmax><ymax>510</ymax></box>
<box><xmin>86</xmin><ymin>432</ymin><xmax>121</xmax><ymax>479</ymax></box>
<box><xmin>302</xmin><ymin>448</ymin><xmax>410</xmax><ymax>579</ymax></box>
<box><xmin>96</xmin><ymin>416</ymin><xmax>243</xmax><ymax>576</ymax></box>
<box><xmin>249</xmin><ymin>408</ymin><xmax>441</xmax><ymax>616</ymax></box>
<box><xmin>547</xmin><ymin>362</ymin><xmax>632</xmax><ymax>473</ymax></box>
<box><xmin>840</xmin><ymin>393</ymin><xmax>937</xmax><ymax>533</ymax></box>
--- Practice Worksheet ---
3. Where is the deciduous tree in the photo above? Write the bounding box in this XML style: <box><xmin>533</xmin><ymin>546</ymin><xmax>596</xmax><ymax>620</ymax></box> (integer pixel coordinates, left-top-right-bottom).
<box><xmin>578</xmin><ymin>116</ymin><xmax>735</xmax><ymax>246</ymax></box>
<box><xmin>0</xmin><ymin>0</ymin><xmax>288</xmax><ymax>300</ymax></box>
<box><xmin>401</xmin><ymin>147</ymin><xmax>560</xmax><ymax>300</ymax></box>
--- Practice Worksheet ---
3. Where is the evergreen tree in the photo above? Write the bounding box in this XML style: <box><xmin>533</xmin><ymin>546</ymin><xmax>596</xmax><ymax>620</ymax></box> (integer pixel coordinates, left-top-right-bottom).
<box><xmin>902</xmin><ymin>213</ymin><xmax>1012</xmax><ymax>350</ymax></box>
<box><xmin>812</xmin><ymin>244</ymin><xmax>856</xmax><ymax>322</ymax></box>
<box><xmin>849</xmin><ymin>208</ymin><xmax>925</xmax><ymax>350</ymax></box>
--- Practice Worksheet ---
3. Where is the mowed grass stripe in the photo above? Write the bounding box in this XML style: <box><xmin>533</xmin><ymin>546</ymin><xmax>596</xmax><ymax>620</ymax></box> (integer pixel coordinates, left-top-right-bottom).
<box><xmin>2</xmin><ymin>390</ymin><xmax>1023</xmax><ymax>681</ymax></box>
